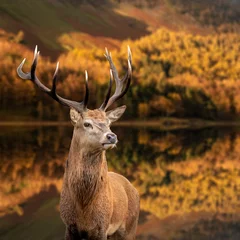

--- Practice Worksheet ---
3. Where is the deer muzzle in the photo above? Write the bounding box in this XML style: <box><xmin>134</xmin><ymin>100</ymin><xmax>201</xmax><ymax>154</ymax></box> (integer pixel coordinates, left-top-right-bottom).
<box><xmin>102</xmin><ymin>133</ymin><xmax>118</xmax><ymax>150</ymax></box>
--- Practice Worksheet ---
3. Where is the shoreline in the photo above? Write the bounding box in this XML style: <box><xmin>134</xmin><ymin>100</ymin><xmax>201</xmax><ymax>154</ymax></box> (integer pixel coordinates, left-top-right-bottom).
<box><xmin>1</xmin><ymin>118</ymin><xmax>240</xmax><ymax>130</ymax></box>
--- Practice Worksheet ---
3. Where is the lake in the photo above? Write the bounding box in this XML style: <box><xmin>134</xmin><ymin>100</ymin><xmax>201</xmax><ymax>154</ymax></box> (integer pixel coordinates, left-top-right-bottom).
<box><xmin>0</xmin><ymin>124</ymin><xmax>240</xmax><ymax>240</ymax></box>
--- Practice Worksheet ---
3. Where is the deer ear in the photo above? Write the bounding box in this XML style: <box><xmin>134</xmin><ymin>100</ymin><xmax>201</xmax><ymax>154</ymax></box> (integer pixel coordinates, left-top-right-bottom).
<box><xmin>70</xmin><ymin>108</ymin><xmax>81</xmax><ymax>125</ymax></box>
<box><xmin>106</xmin><ymin>105</ymin><xmax>126</xmax><ymax>123</ymax></box>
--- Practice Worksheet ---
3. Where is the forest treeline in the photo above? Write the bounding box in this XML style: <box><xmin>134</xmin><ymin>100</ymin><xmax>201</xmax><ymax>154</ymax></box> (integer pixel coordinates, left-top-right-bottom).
<box><xmin>1</xmin><ymin>28</ymin><xmax>240</xmax><ymax>120</ymax></box>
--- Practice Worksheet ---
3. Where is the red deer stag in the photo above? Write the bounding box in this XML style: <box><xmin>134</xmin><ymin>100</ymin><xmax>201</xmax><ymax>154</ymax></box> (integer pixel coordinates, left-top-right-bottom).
<box><xmin>17</xmin><ymin>46</ymin><xmax>140</xmax><ymax>240</ymax></box>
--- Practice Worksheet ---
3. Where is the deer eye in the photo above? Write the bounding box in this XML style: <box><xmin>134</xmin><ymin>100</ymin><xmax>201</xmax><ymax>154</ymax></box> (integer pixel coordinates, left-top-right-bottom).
<box><xmin>84</xmin><ymin>122</ymin><xmax>92</xmax><ymax>128</ymax></box>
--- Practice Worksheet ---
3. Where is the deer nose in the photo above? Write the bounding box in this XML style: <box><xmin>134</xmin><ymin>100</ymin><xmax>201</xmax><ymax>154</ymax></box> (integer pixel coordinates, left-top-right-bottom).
<box><xmin>106</xmin><ymin>133</ymin><xmax>117</xmax><ymax>144</ymax></box>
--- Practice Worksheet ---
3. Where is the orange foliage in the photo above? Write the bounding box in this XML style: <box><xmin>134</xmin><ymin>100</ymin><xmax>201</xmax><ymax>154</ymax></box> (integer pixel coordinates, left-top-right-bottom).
<box><xmin>1</xmin><ymin>28</ymin><xmax>240</xmax><ymax>120</ymax></box>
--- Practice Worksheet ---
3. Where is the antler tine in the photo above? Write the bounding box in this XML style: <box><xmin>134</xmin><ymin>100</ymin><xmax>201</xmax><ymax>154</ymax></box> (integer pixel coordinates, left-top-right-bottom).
<box><xmin>101</xmin><ymin>47</ymin><xmax>132</xmax><ymax>111</ymax></box>
<box><xmin>84</xmin><ymin>70</ymin><xmax>89</xmax><ymax>109</ymax></box>
<box><xmin>17</xmin><ymin>46</ymin><xmax>88</xmax><ymax>112</ymax></box>
<box><xmin>99</xmin><ymin>69</ymin><xmax>113</xmax><ymax>110</ymax></box>
<box><xmin>17</xmin><ymin>58</ymin><xmax>29</xmax><ymax>79</ymax></box>
<box><xmin>128</xmin><ymin>45</ymin><xmax>132</xmax><ymax>64</ymax></box>
<box><xmin>51</xmin><ymin>61</ymin><xmax>59</xmax><ymax>98</ymax></box>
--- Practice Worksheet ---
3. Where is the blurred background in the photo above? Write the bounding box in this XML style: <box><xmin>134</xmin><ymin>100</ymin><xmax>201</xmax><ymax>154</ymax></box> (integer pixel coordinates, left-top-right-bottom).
<box><xmin>0</xmin><ymin>0</ymin><xmax>240</xmax><ymax>239</ymax></box>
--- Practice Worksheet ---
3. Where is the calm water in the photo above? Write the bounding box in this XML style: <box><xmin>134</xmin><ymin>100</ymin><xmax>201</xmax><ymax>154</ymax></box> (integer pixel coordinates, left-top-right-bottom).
<box><xmin>0</xmin><ymin>125</ymin><xmax>240</xmax><ymax>240</ymax></box>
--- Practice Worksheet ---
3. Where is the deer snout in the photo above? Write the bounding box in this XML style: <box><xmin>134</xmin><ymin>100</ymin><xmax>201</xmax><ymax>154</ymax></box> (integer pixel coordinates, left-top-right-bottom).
<box><xmin>106</xmin><ymin>133</ymin><xmax>118</xmax><ymax>144</ymax></box>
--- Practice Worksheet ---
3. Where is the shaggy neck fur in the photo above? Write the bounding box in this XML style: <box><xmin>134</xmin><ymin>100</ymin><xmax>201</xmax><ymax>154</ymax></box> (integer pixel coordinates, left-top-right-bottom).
<box><xmin>66</xmin><ymin>128</ymin><xmax>108</xmax><ymax>209</ymax></box>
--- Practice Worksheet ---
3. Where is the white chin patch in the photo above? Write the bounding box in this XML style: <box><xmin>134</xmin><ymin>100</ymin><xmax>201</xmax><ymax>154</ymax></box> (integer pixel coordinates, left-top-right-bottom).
<box><xmin>103</xmin><ymin>144</ymin><xmax>115</xmax><ymax>150</ymax></box>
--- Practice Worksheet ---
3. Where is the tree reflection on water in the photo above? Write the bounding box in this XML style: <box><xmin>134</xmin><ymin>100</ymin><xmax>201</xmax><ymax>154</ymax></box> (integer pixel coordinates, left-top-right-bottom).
<box><xmin>0</xmin><ymin>125</ymin><xmax>240</xmax><ymax>239</ymax></box>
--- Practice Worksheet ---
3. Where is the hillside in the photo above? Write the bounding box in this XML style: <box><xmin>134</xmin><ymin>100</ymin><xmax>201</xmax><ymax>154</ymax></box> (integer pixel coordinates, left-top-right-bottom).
<box><xmin>0</xmin><ymin>0</ymin><xmax>211</xmax><ymax>59</ymax></box>
<box><xmin>1</xmin><ymin>0</ymin><xmax>240</xmax><ymax>59</ymax></box>
<box><xmin>1</xmin><ymin>1</ymin><xmax>240</xmax><ymax>121</ymax></box>
<box><xmin>168</xmin><ymin>0</ymin><xmax>240</xmax><ymax>30</ymax></box>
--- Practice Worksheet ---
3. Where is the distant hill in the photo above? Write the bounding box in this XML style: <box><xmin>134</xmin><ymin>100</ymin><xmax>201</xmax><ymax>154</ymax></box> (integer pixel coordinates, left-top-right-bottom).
<box><xmin>168</xmin><ymin>0</ymin><xmax>240</xmax><ymax>30</ymax></box>
<box><xmin>1</xmin><ymin>0</ymin><xmax>240</xmax><ymax>59</ymax></box>
<box><xmin>0</xmin><ymin>0</ymin><xmax>220</xmax><ymax>58</ymax></box>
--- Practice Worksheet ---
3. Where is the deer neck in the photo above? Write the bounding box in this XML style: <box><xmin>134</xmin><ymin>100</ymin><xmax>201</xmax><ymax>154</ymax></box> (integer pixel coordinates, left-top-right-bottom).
<box><xmin>66</xmin><ymin>128</ymin><xmax>108</xmax><ymax>208</ymax></box>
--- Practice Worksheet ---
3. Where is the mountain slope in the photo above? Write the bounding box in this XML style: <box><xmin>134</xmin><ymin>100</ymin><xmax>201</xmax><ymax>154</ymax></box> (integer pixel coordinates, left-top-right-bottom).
<box><xmin>0</xmin><ymin>0</ymin><xmax>210</xmax><ymax>58</ymax></box>
<box><xmin>0</xmin><ymin>1</ymin><xmax>149</xmax><ymax>58</ymax></box>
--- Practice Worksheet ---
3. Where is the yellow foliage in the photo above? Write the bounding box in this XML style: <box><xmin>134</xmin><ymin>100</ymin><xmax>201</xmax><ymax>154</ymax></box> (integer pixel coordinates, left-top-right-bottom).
<box><xmin>138</xmin><ymin>103</ymin><xmax>149</xmax><ymax>117</ymax></box>
<box><xmin>1</xmin><ymin>27</ymin><xmax>240</xmax><ymax>119</ymax></box>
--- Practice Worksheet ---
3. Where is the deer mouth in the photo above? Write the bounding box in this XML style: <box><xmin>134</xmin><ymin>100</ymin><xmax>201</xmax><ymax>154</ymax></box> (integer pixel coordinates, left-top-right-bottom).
<box><xmin>102</xmin><ymin>143</ymin><xmax>116</xmax><ymax>150</ymax></box>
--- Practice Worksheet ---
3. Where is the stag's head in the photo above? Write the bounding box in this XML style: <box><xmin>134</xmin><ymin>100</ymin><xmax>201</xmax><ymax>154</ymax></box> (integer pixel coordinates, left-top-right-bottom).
<box><xmin>17</xmin><ymin>46</ymin><xmax>132</xmax><ymax>151</ymax></box>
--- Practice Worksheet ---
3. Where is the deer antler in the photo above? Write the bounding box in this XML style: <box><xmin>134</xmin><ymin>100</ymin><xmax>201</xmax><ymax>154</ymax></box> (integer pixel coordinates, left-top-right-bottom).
<box><xmin>100</xmin><ymin>46</ymin><xmax>132</xmax><ymax>111</ymax></box>
<box><xmin>17</xmin><ymin>46</ymin><xmax>89</xmax><ymax>112</ymax></box>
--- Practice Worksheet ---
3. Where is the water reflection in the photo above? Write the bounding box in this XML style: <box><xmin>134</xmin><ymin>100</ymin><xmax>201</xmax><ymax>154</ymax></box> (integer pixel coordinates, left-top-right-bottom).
<box><xmin>0</xmin><ymin>125</ymin><xmax>240</xmax><ymax>239</ymax></box>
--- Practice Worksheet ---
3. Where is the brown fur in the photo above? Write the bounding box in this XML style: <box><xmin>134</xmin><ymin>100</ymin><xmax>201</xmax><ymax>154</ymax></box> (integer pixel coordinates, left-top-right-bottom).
<box><xmin>60</xmin><ymin>108</ymin><xmax>140</xmax><ymax>240</ymax></box>
<box><xmin>84</xmin><ymin>110</ymin><xmax>107</xmax><ymax>121</ymax></box>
